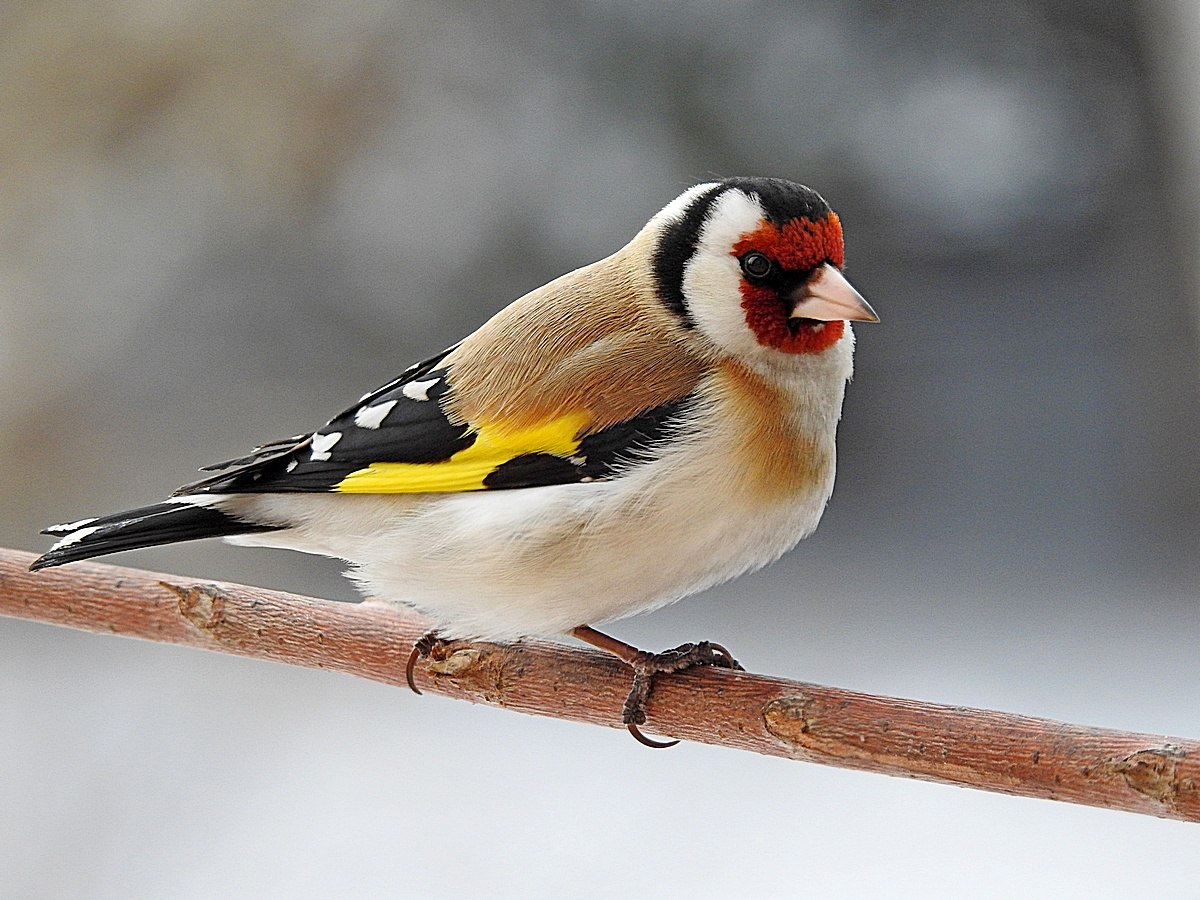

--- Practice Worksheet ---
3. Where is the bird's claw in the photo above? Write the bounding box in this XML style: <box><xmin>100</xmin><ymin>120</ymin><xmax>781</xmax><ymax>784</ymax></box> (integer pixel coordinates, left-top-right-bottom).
<box><xmin>405</xmin><ymin>630</ymin><xmax>448</xmax><ymax>695</ymax></box>
<box><xmin>621</xmin><ymin>641</ymin><xmax>743</xmax><ymax>748</ymax></box>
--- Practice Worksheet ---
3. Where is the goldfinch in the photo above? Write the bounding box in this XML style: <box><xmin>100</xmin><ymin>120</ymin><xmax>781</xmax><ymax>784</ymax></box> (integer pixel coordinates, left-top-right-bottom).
<box><xmin>33</xmin><ymin>177</ymin><xmax>877</xmax><ymax>745</ymax></box>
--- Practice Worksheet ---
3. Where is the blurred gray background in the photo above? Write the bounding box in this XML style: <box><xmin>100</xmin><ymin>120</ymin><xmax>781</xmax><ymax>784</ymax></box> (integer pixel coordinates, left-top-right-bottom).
<box><xmin>3</xmin><ymin>1</ymin><xmax>1199</xmax><ymax>896</ymax></box>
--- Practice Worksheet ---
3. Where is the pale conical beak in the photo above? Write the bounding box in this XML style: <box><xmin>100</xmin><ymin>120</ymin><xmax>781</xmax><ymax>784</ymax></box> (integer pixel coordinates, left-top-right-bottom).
<box><xmin>789</xmin><ymin>263</ymin><xmax>879</xmax><ymax>323</ymax></box>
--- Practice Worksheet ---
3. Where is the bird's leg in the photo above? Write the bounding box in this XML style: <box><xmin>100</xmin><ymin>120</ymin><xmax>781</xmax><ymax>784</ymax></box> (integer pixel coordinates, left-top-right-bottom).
<box><xmin>405</xmin><ymin>630</ymin><xmax>450</xmax><ymax>695</ymax></box>
<box><xmin>571</xmin><ymin>624</ymin><xmax>743</xmax><ymax>748</ymax></box>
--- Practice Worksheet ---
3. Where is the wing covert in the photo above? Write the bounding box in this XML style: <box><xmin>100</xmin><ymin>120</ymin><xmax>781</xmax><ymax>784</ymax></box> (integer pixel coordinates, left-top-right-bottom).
<box><xmin>177</xmin><ymin>347</ymin><xmax>695</xmax><ymax>497</ymax></box>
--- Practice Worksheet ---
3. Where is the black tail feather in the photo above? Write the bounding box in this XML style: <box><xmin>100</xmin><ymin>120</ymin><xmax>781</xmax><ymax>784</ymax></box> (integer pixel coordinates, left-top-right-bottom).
<box><xmin>31</xmin><ymin>501</ymin><xmax>282</xmax><ymax>571</ymax></box>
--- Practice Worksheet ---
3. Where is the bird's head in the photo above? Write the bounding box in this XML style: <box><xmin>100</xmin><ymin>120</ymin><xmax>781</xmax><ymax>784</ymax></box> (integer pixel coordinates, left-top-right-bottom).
<box><xmin>651</xmin><ymin>177</ymin><xmax>877</xmax><ymax>362</ymax></box>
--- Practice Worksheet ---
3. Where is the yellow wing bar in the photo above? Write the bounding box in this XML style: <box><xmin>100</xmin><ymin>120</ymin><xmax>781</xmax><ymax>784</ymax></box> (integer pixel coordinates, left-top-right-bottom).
<box><xmin>333</xmin><ymin>411</ymin><xmax>590</xmax><ymax>494</ymax></box>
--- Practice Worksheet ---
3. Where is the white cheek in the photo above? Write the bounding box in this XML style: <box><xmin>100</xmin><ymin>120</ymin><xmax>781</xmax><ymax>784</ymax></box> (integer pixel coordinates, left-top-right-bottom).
<box><xmin>682</xmin><ymin>189</ymin><xmax>767</xmax><ymax>359</ymax></box>
<box><xmin>682</xmin><ymin>253</ymin><xmax>761</xmax><ymax>358</ymax></box>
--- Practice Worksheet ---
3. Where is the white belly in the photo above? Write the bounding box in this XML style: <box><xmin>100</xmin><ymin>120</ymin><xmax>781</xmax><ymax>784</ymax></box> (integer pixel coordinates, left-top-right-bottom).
<box><xmin>229</xmin><ymin>428</ymin><xmax>836</xmax><ymax>639</ymax></box>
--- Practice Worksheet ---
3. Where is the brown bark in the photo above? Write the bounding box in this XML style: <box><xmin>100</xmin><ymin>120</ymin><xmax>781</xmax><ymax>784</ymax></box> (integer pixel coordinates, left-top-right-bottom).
<box><xmin>1</xmin><ymin>547</ymin><xmax>1196</xmax><ymax>821</ymax></box>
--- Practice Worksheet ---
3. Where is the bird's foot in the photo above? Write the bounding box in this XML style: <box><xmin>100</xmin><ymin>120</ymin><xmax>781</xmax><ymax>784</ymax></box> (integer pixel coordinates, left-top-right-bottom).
<box><xmin>621</xmin><ymin>642</ymin><xmax>742</xmax><ymax>747</ymax></box>
<box><xmin>571</xmin><ymin>625</ymin><xmax>743</xmax><ymax>748</ymax></box>
<box><xmin>405</xmin><ymin>630</ymin><xmax>450</xmax><ymax>695</ymax></box>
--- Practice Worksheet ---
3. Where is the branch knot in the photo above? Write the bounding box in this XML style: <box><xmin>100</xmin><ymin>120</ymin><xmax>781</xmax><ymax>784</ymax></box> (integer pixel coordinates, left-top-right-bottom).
<box><xmin>161</xmin><ymin>581</ymin><xmax>227</xmax><ymax>633</ymax></box>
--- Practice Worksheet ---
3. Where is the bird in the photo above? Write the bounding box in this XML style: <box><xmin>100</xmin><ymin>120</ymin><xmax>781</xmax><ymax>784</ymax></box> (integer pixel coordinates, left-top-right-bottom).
<box><xmin>33</xmin><ymin>176</ymin><xmax>877</xmax><ymax>747</ymax></box>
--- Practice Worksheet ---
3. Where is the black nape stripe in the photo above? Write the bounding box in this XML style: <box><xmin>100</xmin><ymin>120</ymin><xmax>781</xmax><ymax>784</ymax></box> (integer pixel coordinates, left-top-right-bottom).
<box><xmin>652</xmin><ymin>184</ymin><xmax>723</xmax><ymax>327</ymax></box>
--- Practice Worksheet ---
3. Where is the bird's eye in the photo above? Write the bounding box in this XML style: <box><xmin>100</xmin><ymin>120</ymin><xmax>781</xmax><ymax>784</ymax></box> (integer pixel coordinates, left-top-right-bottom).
<box><xmin>740</xmin><ymin>252</ymin><xmax>772</xmax><ymax>279</ymax></box>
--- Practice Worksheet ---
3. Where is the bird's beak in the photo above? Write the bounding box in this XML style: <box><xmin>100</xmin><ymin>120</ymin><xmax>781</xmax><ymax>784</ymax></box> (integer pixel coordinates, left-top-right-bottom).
<box><xmin>789</xmin><ymin>263</ymin><xmax>879</xmax><ymax>323</ymax></box>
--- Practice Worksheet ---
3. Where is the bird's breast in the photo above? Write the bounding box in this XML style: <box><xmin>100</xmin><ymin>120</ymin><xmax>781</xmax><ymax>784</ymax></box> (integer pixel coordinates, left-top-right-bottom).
<box><xmin>702</xmin><ymin>359</ymin><xmax>839</xmax><ymax>506</ymax></box>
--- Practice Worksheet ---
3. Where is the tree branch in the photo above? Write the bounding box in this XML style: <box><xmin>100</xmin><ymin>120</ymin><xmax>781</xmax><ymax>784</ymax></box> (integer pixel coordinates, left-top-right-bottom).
<box><xmin>1</xmin><ymin>546</ymin><xmax>1196</xmax><ymax>821</ymax></box>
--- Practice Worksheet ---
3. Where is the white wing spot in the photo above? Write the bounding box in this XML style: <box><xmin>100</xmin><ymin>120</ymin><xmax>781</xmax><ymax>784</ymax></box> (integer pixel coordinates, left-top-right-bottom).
<box><xmin>310</xmin><ymin>432</ymin><xmax>343</xmax><ymax>462</ymax></box>
<box><xmin>286</xmin><ymin>460</ymin><xmax>299</xmax><ymax>472</ymax></box>
<box><xmin>46</xmin><ymin>517</ymin><xmax>98</xmax><ymax>534</ymax></box>
<box><xmin>401</xmin><ymin>378</ymin><xmax>439</xmax><ymax>402</ymax></box>
<box><xmin>50</xmin><ymin>525</ymin><xmax>103</xmax><ymax>551</ymax></box>
<box><xmin>169</xmin><ymin>495</ymin><xmax>220</xmax><ymax>508</ymax></box>
<box><xmin>354</xmin><ymin>399</ymin><xmax>398</xmax><ymax>430</ymax></box>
